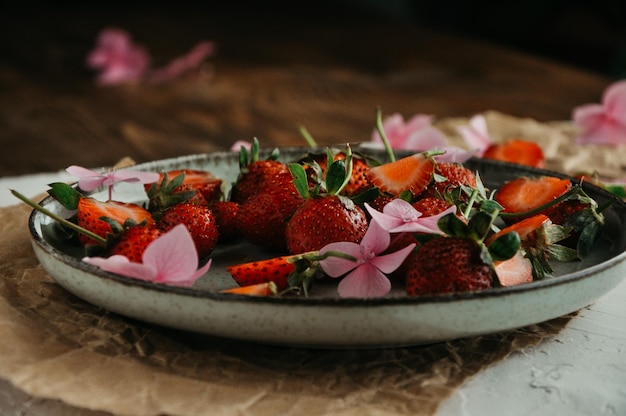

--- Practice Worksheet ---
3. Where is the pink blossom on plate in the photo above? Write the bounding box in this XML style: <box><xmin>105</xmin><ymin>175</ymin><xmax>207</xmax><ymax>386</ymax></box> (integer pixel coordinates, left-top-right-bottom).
<box><xmin>364</xmin><ymin>199</ymin><xmax>455</xmax><ymax>234</ymax></box>
<box><xmin>83</xmin><ymin>224</ymin><xmax>211</xmax><ymax>287</ymax></box>
<box><xmin>66</xmin><ymin>165</ymin><xmax>159</xmax><ymax>200</ymax></box>
<box><xmin>572</xmin><ymin>80</ymin><xmax>626</xmax><ymax>145</ymax></box>
<box><xmin>86</xmin><ymin>28</ymin><xmax>150</xmax><ymax>85</ymax></box>
<box><xmin>319</xmin><ymin>221</ymin><xmax>415</xmax><ymax>298</ymax></box>
<box><xmin>456</xmin><ymin>114</ymin><xmax>493</xmax><ymax>156</ymax></box>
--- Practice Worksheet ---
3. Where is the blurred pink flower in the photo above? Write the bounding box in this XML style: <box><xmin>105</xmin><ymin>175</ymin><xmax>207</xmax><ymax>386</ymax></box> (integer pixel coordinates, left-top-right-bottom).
<box><xmin>83</xmin><ymin>224</ymin><xmax>211</xmax><ymax>287</ymax></box>
<box><xmin>456</xmin><ymin>114</ymin><xmax>493</xmax><ymax>156</ymax></box>
<box><xmin>319</xmin><ymin>221</ymin><xmax>415</xmax><ymax>298</ymax></box>
<box><xmin>371</xmin><ymin>113</ymin><xmax>477</xmax><ymax>163</ymax></box>
<box><xmin>66</xmin><ymin>165</ymin><xmax>159</xmax><ymax>200</ymax></box>
<box><xmin>86</xmin><ymin>28</ymin><xmax>150</xmax><ymax>85</ymax></box>
<box><xmin>87</xmin><ymin>27</ymin><xmax>216</xmax><ymax>86</ymax></box>
<box><xmin>572</xmin><ymin>81</ymin><xmax>626</xmax><ymax>145</ymax></box>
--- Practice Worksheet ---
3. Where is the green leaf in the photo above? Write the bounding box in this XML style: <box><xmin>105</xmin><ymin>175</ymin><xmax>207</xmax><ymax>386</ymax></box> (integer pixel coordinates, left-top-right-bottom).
<box><xmin>546</xmin><ymin>244</ymin><xmax>580</xmax><ymax>262</ymax></box>
<box><xmin>468</xmin><ymin>211</ymin><xmax>494</xmax><ymax>240</ymax></box>
<box><xmin>577</xmin><ymin>220</ymin><xmax>603</xmax><ymax>259</ymax></box>
<box><xmin>326</xmin><ymin>159</ymin><xmax>347</xmax><ymax>195</ymax></box>
<box><xmin>488</xmin><ymin>231</ymin><xmax>520</xmax><ymax>261</ymax></box>
<box><xmin>47</xmin><ymin>182</ymin><xmax>82</xmax><ymax>210</ymax></box>
<box><xmin>438</xmin><ymin>213</ymin><xmax>469</xmax><ymax>237</ymax></box>
<box><xmin>288</xmin><ymin>163</ymin><xmax>310</xmax><ymax>199</ymax></box>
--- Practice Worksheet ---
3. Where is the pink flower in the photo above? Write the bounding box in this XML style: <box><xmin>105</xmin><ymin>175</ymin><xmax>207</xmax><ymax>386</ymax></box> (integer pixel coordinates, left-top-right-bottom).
<box><xmin>456</xmin><ymin>114</ymin><xmax>493</xmax><ymax>156</ymax></box>
<box><xmin>371</xmin><ymin>113</ymin><xmax>477</xmax><ymax>163</ymax></box>
<box><xmin>230</xmin><ymin>140</ymin><xmax>252</xmax><ymax>152</ymax></box>
<box><xmin>148</xmin><ymin>41</ymin><xmax>216</xmax><ymax>83</ymax></box>
<box><xmin>66</xmin><ymin>165</ymin><xmax>159</xmax><ymax>200</ymax></box>
<box><xmin>364</xmin><ymin>199</ymin><xmax>456</xmax><ymax>234</ymax></box>
<box><xmin>87</xmin><ymin>27</ymin><xmax>216</xmax><ymax>86</ymax></box>
<box><xmin>83</xmin><ymin>224</ymin><xmax>211</xmax><ymax>287</ymax></box>
<box><xmin>86</xmin><ymin>28</ymin><xmax>150</xmax><ymax>85</ymax></box>
<box><xmin>319</xmin><ymin>221</ymin><xmax>415</xmax><ymax>298</ymax></box>
<box><xmin>572</xmin><ymin>80</ymin><xmax>626</xmax><ymax>145</ymax></box>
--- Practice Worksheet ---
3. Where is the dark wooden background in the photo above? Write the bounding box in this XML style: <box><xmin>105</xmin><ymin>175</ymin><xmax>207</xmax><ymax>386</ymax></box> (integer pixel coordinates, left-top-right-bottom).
<box><xmin>0</xmin><ymin>1</ymin><xmax>617</xmax><ymax>177</ymax></box>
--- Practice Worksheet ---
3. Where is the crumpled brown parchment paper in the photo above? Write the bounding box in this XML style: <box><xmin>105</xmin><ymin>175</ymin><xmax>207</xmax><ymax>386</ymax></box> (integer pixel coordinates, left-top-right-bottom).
<box><xmin>0</xmin><ymin>112</ymin><xmax>622</xmax><ymax>416</ymax></box>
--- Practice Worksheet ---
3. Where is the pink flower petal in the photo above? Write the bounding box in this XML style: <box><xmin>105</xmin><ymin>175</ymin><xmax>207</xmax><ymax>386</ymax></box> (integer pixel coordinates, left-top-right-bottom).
<box><xmin>319</xmin><ymin>241</ymin><xmax>362</xmax><ymax>277</ymax></box>
<box><xmin>143</xmin><ymin>224</ymin><xmax>210</xmax><ymax>286</ymax></box>
<box><xmin>457</xmin><ymin>114</ymin><xmax>492</xmax><ymax>154</ymax></box>
<box><xmin>83</xmin><ymin>255</ymin><xmax>157</xmax><ymax>281</ymax></box>
<box><xmin>371</xmin><ymin>243</ymin><xmax>415</xmax><ymax>274</ymax></box>
<box><xmin>149</xmin><ymin>41</ymin><xmax>216</xmax><ymax>83</ymax></box>
<box><xmin>434</xmin><ymin>147</ymin><xmax>479</xmax><ymax>163</ymax></box>
<box><xmin>370</xmin><ymin>113</ymin><xmax>447</xmax><ymax>151</ymax></box>
<box><xmin>573</xmin><ymin>81</ymin><xmax>626</xmax><ymax>145</ymax></box>
<box><xmin>230</xmin><ymin>140</ymin><xmax>253</xmax><ymax>152</ymax></box>
<box><xmin>337</xmin><ymin>263</ymin><xmax>391</xmax><ymax>298</ymax></box>
<box><xmin>359</xmin><ymin>220</ymin><xmax>391</xmax><ymax>255</ymax></box>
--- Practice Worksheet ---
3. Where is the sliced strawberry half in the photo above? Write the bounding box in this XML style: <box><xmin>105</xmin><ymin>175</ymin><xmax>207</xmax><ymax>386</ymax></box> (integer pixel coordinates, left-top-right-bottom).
<box><xmin>485</xmin><ymin>214</ymin><xmax>551</xmax><ymax>246</ymax></box>
<box><xmin>483</xmin><ymin>139</ymin><xmax>545</xmax><ymax>168</ymax></box>
<box><xmin>77</xmin><ymin>198</ymin><xmax>154</xmax><ymax>246</ymax></box>
<box><xmin>221</xmin><ymin>282</ymin><xmax>278</xmax><ymax>296</ymax></box>
<box><xmin>366</xmin><ymin>153</ymin><xmax>435</xmax><ymax>197</ymax></box>
<box><xmin>495</xmin><ymin>176</ymin><xmax>572</xmax><ymax>215</ymax></box>
<box><xmin>226</xmin><ymin>256</ymin><xmax>296</xmax><ymax>291</ymax></box>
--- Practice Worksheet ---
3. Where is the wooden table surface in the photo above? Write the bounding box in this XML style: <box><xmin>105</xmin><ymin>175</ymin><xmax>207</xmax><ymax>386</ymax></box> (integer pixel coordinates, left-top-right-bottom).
<box><xmin>0</xmin><ymin>3</ymin><xmax>618</xmax><ymax>415</ymax></box>
<box><xmin>0</xmin><ymin>2</ymin><xmax>612</xmax><ymax>178</ymax></box>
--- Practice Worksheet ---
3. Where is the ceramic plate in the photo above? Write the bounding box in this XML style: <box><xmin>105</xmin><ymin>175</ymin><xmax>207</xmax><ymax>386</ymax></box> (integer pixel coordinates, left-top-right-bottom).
<box><xmin>28</xmin><ymin>148</ymin><xmax>626</xmax><ymax>348</ymax></box>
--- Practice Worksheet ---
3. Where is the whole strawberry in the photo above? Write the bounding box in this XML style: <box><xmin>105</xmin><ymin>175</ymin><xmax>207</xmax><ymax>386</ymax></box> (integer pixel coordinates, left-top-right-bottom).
<box><xmin>158</xmin><ymin>202</ymin><xmax>219</xmax><ymax>258</ymax></box>
<box><xmin>229</xmin><ymin>138</ymin><xmax>288</xmax><ymax>204</ymax></box>
<box><xmin>237</xmin><ymin>170</ymin><xmax>304</xmax><ymax>250</ymax></box>
<box><xmin>405</xmin><ymin>236</ymin><xmax>493</xmax><ymax>296</ymax></box>
<box><xmin>285</xmin><ymin>147</ymin><xmax>368</xmax><ymax>254</ymax></box>
<box><xmin>108</xmin><ymin>223</ymin><xmax>163</xmax><ymax>263</ymax></box>
<box><xmin>209</xmin><ymin>200</ymin><xmax>242</xmax><ymax>243</ymax></box>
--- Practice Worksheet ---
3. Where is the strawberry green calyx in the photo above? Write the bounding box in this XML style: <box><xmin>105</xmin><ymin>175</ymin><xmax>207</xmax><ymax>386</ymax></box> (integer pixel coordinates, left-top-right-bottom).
<box><xmin>289</xmin><ymin>145</ymin><xmax>354</xmax><ymax>199</ymax></box>
<box><xmin>237</xmin><ymin>137</ymin><xmax>280</xmax><ymax>171</ymax></box>
<box><xmin>145</xmin><ymin>171</ymin><xmax>195</xmax><ymax>218</ymax></box>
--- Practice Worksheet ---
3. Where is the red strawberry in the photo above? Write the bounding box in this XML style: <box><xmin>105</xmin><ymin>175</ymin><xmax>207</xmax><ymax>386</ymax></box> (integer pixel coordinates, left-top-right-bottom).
<box><xmin>482</xmin><ymin>139</ymin><xmax>545</xmax><ymax>168</ymax></box>
<box><xmin>405</xmin><ymin>236</ymin><xmax>493</xmax><ymax>296</ymax></box>
<box><xmin>76</xmin><ymin>197</ymin><xmax>154</xmax><ymax>246</ymax></box>
<box><xmin>237</xmin><ymin>170</ymin><xmax>304</xmax><ymax>250</ymax></box>
<box><xmin>366</xmin><ymin>152</ymin><xmax>435</xmax><ymax>197</ymax></box>
<box><xmin>158</xmin><ymin>202</ymin><xmax>219</xmax><ymax>258</ymax></box>
<box><xmin>226</xmin><ymin>256</ymin><xmax>296</xmax><ymax>291</ymax></box>
<box><xmin>108</xmin><ymin>223</ymin><xmax>163</xmax><ymax>263</ymax></box>
<box><xmin>286</xmin><ymin>195</ymin><xmax>368</xmax><ymax>254</ymax></box>
<box><xmin>209</xmin><ymin>200</ymin><xmax>242</xmax><ymax>243</ymax></box>
<box><xmin>412</xmin><ymin>196</ymin><xmax>454</xmax><ymax>217</ymax></box>
<box><xmin>431</xmin><ymin>162</ymin><xmax>477</xmax><ymax>195</ymax></box>
<box><xmin>147</xmin><ymin>169</ymin><xmax>223</xmax><ymax>204</ymax></box>
<box><xmin>230</xmin><ymin>139</ymin><xmax>288</xmax><ymax>204</ymax></box>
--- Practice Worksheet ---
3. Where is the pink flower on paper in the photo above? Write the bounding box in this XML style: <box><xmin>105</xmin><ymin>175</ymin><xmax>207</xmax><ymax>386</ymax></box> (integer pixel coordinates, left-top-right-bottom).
<box><xmin>572</xmin><ymin>81</ymin><xmax>626</xmax><ymax>145</ymax></box>
<box><xmin>66</xmin><ymin>165</ymin><xmax>159</xmax><ymax>200</ymax></box>
<box><xmin>319</xmin><ymin>221</ymin><xmax>415</xmax><ymax>298</ymax></box>
<box><xmin>371</xmin><ymin>113</ymin><xmax>477</xmax><ymax>163</ymax></box>
<box><xmin>83</xmin><ymin>224</ymin><xmax>211</xmax><ymax>287</ymax></box>
<box><xmin>456</xmin><ymin>114</ymin><xmax>493</xmax><ymax>156</ymax></box>
<box><xmin>364</xmin><ymin>199</ymin><xmax>455</xmax><ymax>234</ymax></box>
<box><xmin>86</xmin><ymin>28</ymin><xmax>150</xmax><ymax>85</ymax></box>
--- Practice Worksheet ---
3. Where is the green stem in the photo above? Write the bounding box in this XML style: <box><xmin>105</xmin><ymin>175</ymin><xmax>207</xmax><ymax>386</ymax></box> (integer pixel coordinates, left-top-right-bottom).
<box><xmin>11</xmin><ymin>189</ymin><xmax>107</xmax><ymax>245</ymax></box>
<box><xmin>375</xmin><ymin>107</ymin><xmax>396</xmax><ymax>162</ymax></box>
<box><xmin>298</xmin><ymin>126</ymin><xmax>318</xmax><ymax>148</ymax></box>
